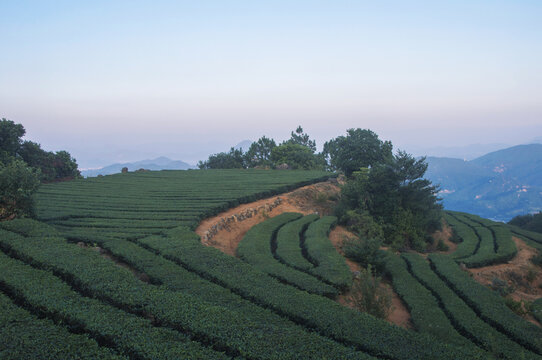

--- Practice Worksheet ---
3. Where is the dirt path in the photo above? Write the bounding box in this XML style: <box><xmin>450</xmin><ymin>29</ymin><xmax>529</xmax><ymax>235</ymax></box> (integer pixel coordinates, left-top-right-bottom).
<box><xmin>195</xmin><ymin>181</ymin><xmax>340</xmax><ymax>256</ymax></box>
<box><xmin>195</xmin><ymin>181</ymin><xmax>412</xmax><ymax>328</ymax></box>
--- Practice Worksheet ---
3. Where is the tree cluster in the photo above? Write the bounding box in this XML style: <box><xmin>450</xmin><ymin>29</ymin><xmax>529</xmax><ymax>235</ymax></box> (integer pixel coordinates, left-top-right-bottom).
<box><xmin>0</xmin><ymin>118</ymin><xmax>81</xmax><ymax>219</ymax></box>
<box><xmin>509</xmin><ymin>212</ymin><xmax>542</xmax><ymax>234</ymax></box>
<box><xmin>329</xmin><ymin>129</ymin><xmax>442</xmax><ymax>251</ymax></box>
<box><xmin>198</xmin><ymin>126</ymin><xmax>325</xmax><ymax>170</ymax></box>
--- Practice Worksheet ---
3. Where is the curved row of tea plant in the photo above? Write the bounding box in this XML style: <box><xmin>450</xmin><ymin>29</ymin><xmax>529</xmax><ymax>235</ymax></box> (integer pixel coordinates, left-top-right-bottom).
<box><xmin>0</xmin><ymin>225</ymin><xmax>373</xmax><ymax>360</ymax></box>
<box><xmin>0</xmin><ymin>290</ymin><xmax>125</xmax><ymax>360</ymax></box>
<box><xmin>0</xmin><ymin>246</ymin><xmax>228</xmax><ymax>360</ymax></box>
<box><xmin>402</xmin><ymin>253</ymin><xmax>539</xmax><ymax>359</ymax></box>
<box><xmin>429</xmin><ymin>254</ymin><xmax>542</xmax><ymax>354</ymax></box>
<box><xmin>445</xmin><ymin>211</ymin><xmax>516</xmax><ymax>267</ymax></box>
<box><xmin>303</xmin><ymin>216</ymin><xmax>352</xmax><ymax>289</ymax></box>
<box><xmin>275</xmin><ymin>214</ymin><xmax>319</xmax><ymax>271</ymax></box>
<box><xmin>382</xmin><ymin>253</ymin><xmax>471</xmax><ymax>347</ymax></box>
<box><xmin>444</xmin><ymin>212</ymin><xmax>479</xmax><ymax>259</ymax></box>
<box><xmin>237</xmin><ymin>212</ymin><xmax>338</xmax><ymax>296</ymax></box>
<box><xmin>35</xmin><ymin>170</ymin><xmax>334</xmax><ymax>235</ymax></box>
<box><xmin>138</xmin><ymin>226</ymin><xmax>485</xmax><ymax>360</ymax></box>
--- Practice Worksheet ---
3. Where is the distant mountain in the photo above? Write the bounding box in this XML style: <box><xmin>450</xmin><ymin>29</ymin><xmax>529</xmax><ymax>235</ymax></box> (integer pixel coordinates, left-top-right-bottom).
<box><xmin>234</xmin><ymin>140</ymin><xmax>253</xmax><ymax>152</ymax></box>
<box><xmin>425</xmin><ymin>144</ymin><xmax>542</xmax><ymax>222</ymax></box>
<box><xmin>81</xmin><ymin>157</ymin><xmax>194</xmax><ymax>177</ymax></box>
<box><xmin>409</xmin><ymin>143</ymin><xmax>510</xmax><ymax>160</ymax></box>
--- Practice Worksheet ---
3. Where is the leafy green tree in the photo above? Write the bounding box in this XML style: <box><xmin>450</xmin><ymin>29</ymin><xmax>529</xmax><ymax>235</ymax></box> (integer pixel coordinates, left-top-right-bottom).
<box><xmin>323</xmin><ymin>128</ymin><xmax>393</xmax><ymax>176</ymax></box>
<box><xmin>336</xmin><ymin>150</ymin><xmax>441</xmax><ymax>250</ymax></box>
<box><xmin>0</xmin><ymin>118</ymin><xmax>26</xmax><ymax>163</ymax></box>
<box><xmin>19</xmin><ymin>141</ymin><xmax>81</xmax><ymax>181</ymax></box>
<box><xmin>285</xmin><ymin>126</ymin><xmax>316</xmax><ymax>153</ymax></box>
<box><xmin>509</xmin><ymin>212</ymin><xmax>542</xmax><ymax>234</ymax></box>
<box><xmin>245</xmin><ymin>136</ymin><xmax>276</xmax><ymax>168</ymax></box>
<box><xmin>198</xmin><ymin>147</ymin><xmax>246</xmax><ymax>169</ymax></box>
<box><xmin>0</xmin><ymin>159</ymin><xmax>40</xmax><ymax>219</ymax></box>
<box><xmin>270</xmin><ymin>143</ymin><xmax>325</xmax><ymax>170</ymax></box>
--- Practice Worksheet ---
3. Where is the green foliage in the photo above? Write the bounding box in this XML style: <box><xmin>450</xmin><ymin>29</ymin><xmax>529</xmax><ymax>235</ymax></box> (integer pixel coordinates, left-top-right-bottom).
<box><xmin>403</xmin><ymin>253</ymin><xmax>538</xmax><ymax>359</ymax></box>
<box><xmin>382</xmin><ymin>252</ymin><xmax>470</xmax><ymax>346</ymax></box>
<box><xmin>446</xmin><ymin>211</ymin><xmax>517</xmax><ymax>268</ymax></box>
<box><xmin>0</xmin><ymin>118</ymin><xmax>25</xmax><ymax>160</ymax></box>
<box><xmin>270</xmin><ymin>142</ymin><xmax>326</xmax><ymax>170</ymax></box>
<box><xmin>22</xmin><ymin>169</ymin><xmax>488</xmax><ymax>359</ymax></box>
<box><xmin>245</xmin><ymin>135</ymin><xmax>276</xmax><ymax>167</ymax></box>
<box><xmin>237</xmin><ymin>212</ymin><xmax>338</xmax><ymax>296</ymax></box>
<box><xmin>197</xmin><ymin>147</ymin><xmax>246</xmax><ymax>169</ymax></box>
<box><xmin>0</xmin><ymin>225</ymin><xmax>371</xmax><ymax>360</ymax></box>
<box><xmin>532</xmin><ymin>298</ymin><xmax>542</xmax><ymax>323</ymax></box>
<box><xmin>285</xmin><ymin>125</ymin><xmax>316</xmax><ymax>153</ymax></box>
<box><xmin>342</xmin><ymin>235</ymin><xmax>382</xmax><ymax>269</ymax></box>
<box><xmin>430</xmin><ymin>253</ymin><xmax>542</xmax><ymax>354</ymax></box>
<box><xmin>0</xmin><ymin>291</ymin><xmax>125</xmax><ymax>359</ymax></box>
<box><xmin>509</xmin><ymin>212</ymin><xmax>542</xmax><ymax>234</ymax></box>
<box><xmin>141</xmin><ymin>227</ymin><xmax>484</xmax><ymax>359</ymax></box>
<box><xmin>275</xmin><ymin>214</ymin><xmax>319</xmax><ymax>271</ymax></box>
<box><xmin>337</xmin><ymin>151</ymin><xmax>442</xmax><ymax>250</ymax></box>
<box><xmin>323</xmin><ymin>128</ymin><xmax>393</xmax><ymax>176</ymax></box>
<box><xmin>0</xmin><ymin>118</ymin><xmax>80</xmax><ymax>183</ymax></box>
<box><xmin>348</xmin><ymin>264</ymin><xmax>392</xmax><ymax>319</ymax></box>
<box><xmin>0</xmin><ymin>159</ymin><xmax>40</xmax><ymax>219</ymax></box>
<box><xmin>304</xmin><ymin>216</ymin><xmax>352</xmax><ymax>289</ymax></box>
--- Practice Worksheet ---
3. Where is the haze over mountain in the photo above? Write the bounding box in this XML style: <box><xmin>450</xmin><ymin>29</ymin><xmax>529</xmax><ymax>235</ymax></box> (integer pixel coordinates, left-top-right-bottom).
<box><xmin>425</xmin><ymin>144</ymin><xmax>542</xmax><ymax>221</ymax></box>
<box><xmin>81</xmin><ymin>157</ymin><xmax>194</xmax><ymax>177</ymax></box>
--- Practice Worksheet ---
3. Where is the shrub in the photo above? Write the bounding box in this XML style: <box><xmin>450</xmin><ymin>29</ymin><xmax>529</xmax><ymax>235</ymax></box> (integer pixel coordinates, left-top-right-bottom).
<box><xmin>342</xmin><ymin>235</ymin><xmax>382</xmax><ymax>268</ymax></box>
<box><xmin>0</xmin><ymin>159</ymin><xmax>40</xmax><ymax>219</ymax></box>
<box><xmin>348</xmin><ymin>264</ymin><xmax>392</xmax><ymax>319</ymax></box>
<box><xmin>436</xmin><ymin>240</ymin><xmax>449</xmax><ymax>251</ymax></box>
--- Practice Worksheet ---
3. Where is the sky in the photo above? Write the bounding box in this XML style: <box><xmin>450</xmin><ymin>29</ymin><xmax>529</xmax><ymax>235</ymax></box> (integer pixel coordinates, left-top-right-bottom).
<box><xmin>1</xmin><ymin>1</ymin><xmax>541</xmax><ymax>168</ymax></box>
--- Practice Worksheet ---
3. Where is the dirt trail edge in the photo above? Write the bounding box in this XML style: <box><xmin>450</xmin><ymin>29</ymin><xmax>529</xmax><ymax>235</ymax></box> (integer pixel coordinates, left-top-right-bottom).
<box><xmin>195</xmin><ymin>180</ymin><xmax>412</xmax><ymax>328</ymax></box>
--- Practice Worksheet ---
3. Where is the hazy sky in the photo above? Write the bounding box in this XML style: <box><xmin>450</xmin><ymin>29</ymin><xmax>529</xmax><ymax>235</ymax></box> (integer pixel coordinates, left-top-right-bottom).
<box><xmin>1</xmin><ymin>1</ymin><xmax>541</xmax><ymax>168</ymax></box>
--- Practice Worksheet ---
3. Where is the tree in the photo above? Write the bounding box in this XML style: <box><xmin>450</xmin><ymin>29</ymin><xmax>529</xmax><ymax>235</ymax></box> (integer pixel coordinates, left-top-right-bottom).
<box><xmin>270</xmin><ymin>143</ymin><xmax>325</xmax><ymax>170</ymax></box>
<box><xmin>198</xmin><ymin>147</ymin><xmax>246</xmax><ymax>169</ymax></box>
<box><xmin>245</xmin><ymin>136</ymin><xmax>276</xmax><ymax>168</ymax></box>
<box><xmin>336</xmin><ymin>150</ymin><xmax>442</xmax><ymax>250</ymax></box>
<box><xmin>0</xmin><ymin>159</ymin><xmax>40</xmax><ymax>219</ymax></box>
<box><xmin>19</xmin><ymin>141</ymin><xmax>81</xmax><ymax>181</ymax></box>
<box><xmin>285</xmin><ymin>126</ymin><xmax>316</xmax><ymax>153</ymax></box>
<box><xmin>323</xmin><ymin>128</ymin><xmax>393</xmax><ymax>176</ymax></box>
<box><xmin>52</xmin><ymin>150</ymin><xmax>81</xmax><ymax>179</ymax></box>
<box><xmin>0</xmin><ymin>118</ymin><xmax>26</xmax><ymax>162</ymax></box>
<box><xmin>348</xmin><ymin>264</ymin><xmax>392</xmax><ymax>319</ymax></box>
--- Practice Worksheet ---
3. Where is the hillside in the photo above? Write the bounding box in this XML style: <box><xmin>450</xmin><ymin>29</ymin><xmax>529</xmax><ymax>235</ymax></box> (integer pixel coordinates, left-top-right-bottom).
<box><xmin>425</xmin><ymin>144</ymin><xmax>542</xmax><ymax>221</ymax></box>
<box><xmin>81</xmin><ymin>156</ymin><xmax>194</xmax><ymax>177</ymax></box>
<box><xmin>1</xmin><ymin>170</ymin><xmax>542</xmax><ymax>359</ymax></box>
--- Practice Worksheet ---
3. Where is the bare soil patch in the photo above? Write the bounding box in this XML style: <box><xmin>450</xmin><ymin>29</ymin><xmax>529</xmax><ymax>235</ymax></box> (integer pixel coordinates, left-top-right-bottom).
<box><xmin>430</xmin><ymin>219</ymin><xmax>457</xmax><ymax>254</ymax></box>
<box><xmin>195</xmin><ymin>180</ymin><xmax>340</xmax><ymax>257</ymax></box>
<box><xmin>467</xmin><ymin>237</ymin><xmax>542</xmax><ymax>325</ymax></box>
<box><xmin>195</xmin><ymin>180</ymin><xmax>413</xmax><ymax>328</ymax></box>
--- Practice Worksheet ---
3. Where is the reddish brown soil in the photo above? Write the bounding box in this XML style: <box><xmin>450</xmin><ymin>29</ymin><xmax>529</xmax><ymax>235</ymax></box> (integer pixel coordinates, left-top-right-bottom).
<box><xmin>196</xmin><ymin>183</ymin><xmax>413</xmax><ymax>328</ymax></box>
<box><xmin>467</xmin><ymin>237</ymin><xmax>542</xmax><ymax>325</ymax></box>
<box><xmin>430</xmin><ymin>219</ymin><xmax>457</xmax><ymax>254</ymax></box>
<box><xmin>195</xmin><ymin>181</ymin><xmax>340</xmax><ymax>257</ymax></box>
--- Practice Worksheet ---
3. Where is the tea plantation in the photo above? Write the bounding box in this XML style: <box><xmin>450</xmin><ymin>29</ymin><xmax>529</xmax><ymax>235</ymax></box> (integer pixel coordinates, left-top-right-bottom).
<box><xmin>0</xmin><ymin>170</ymin><xmax>541</xmax><ymax>359</ymax></box>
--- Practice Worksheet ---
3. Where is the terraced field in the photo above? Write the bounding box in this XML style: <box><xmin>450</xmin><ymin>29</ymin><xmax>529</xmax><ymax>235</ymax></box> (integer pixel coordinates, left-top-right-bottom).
<box><xmin>0</xmin><ymin>170</ymin><xmax>541</xmax><ymax>359</ymax></box>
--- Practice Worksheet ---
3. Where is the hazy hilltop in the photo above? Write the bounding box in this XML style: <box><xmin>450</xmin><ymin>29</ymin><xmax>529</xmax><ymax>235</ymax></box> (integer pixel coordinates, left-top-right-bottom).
<box><xmin>81</xmin><ymin>157</ymin><xmax>194</xmax><ymax>177</ymax></box>
<box><xmin>425</xmin><ymin>144</ymin><xmax>542</xmax><ymax>221</ymax></box>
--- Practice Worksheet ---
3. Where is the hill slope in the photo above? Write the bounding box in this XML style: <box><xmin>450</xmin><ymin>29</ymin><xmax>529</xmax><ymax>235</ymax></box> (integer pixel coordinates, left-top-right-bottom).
<box><xmin>425</xmin><ymin>144</ymin><xmax>542</xmax><ymax>221</ymax></box>
<box><xmin>81</xmin><ymin>156</ymin><xmax>194</xmax><ymax>177</ymax></box>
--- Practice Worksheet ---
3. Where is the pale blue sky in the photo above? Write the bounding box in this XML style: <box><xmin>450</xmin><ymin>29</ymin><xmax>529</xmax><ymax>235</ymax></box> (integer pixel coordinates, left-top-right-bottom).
<box><xmin>1</xmin><ymin>1</ymin><xmax>541</xmax><ymax>167</ymax></box>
